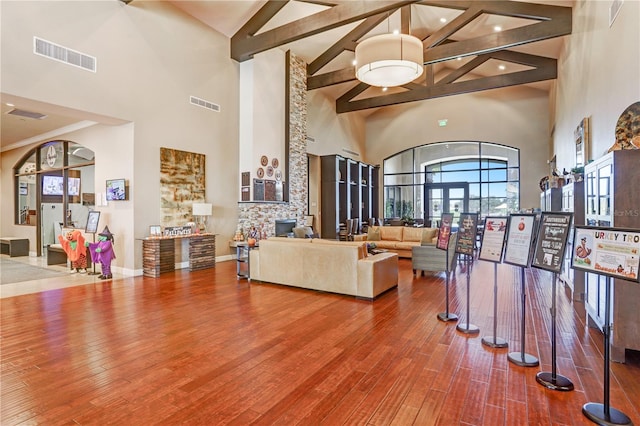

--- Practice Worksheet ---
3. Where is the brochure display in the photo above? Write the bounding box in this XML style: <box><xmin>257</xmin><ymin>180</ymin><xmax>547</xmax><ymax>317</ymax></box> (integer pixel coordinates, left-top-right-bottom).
<box><xmin>572</xmin><ymin>226</ymin><xmax>639</xmax><ymax>426</ymax></box>
<box><xmin>436</xmin><ymin>213</ymin><xmax>457</xmax><ymax>322</ymax></box>
<box><xmin>532</xmin><ymin>212</ymin><xmax>574</xmax><ymax>391</ymax></box>
<box><xmin>455</xmin><ymin>213</ymin><xmax>479</xmax><ymax>335</ymax></box>
<box><xmin>504</xmin><ymin>214</ymin><xmax>539</xmax><ymax>367</ymax></box>
<box><xmin>478</xmin><ymin>216</ymin><xmax>509</xmax><ymax>348</ymax></box>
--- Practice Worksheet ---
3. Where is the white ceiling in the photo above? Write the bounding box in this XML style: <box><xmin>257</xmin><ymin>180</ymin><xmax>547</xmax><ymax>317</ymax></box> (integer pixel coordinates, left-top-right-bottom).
<box><xmin>1</xmin><ymin>0</ymin><xmax>572</xmax><ymax>152</ymax></box>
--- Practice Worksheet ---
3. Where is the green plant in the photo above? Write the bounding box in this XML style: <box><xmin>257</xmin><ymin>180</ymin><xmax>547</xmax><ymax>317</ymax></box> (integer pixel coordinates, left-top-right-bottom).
<box><xmin>570</xmin><ymin>166</ymin><xmax>584</xmax><ymax>174</ymax></box>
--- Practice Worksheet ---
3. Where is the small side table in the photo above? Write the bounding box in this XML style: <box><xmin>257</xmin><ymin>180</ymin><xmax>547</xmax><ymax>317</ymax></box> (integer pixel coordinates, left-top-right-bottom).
<box><xmin>235</xmin><ymin>243</ymin><xmax>257</xmax><ymax>280</ymax></box>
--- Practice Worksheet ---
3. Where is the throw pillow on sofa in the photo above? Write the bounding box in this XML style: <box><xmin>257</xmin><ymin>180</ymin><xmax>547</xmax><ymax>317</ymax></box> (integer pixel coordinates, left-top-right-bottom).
<box><xmin>367</xmin><ymin>226</ymin><xmax>381</xmax><ymax>241</ymax></box>
<box><xmin>292</xmin><ymin>226</ymin><xmax>314</xmax><ymax>238</ymax></box>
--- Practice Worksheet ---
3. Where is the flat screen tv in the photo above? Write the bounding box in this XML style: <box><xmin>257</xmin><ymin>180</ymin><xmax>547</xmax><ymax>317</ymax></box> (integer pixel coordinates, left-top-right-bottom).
<box><xmin>68</xmin><ymin>177</ymin><xmax>81</xmax><ymax>196</ymax></box>
<box><xmin>106</xmin><ymin>178</ymin><xmax>127</xmax><ymax>201</ymax></box>
<box><xmin>42</xmin><ymin>175</ymin><xmax>64</xmax><ymax>195</ymax></box>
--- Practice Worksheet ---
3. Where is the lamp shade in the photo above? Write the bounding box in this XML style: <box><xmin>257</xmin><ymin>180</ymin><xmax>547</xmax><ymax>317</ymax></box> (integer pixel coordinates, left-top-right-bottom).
<box><xmin>192</xmin><ymin>203</ymin><xmax>212</xmax><ymax>216</ymax></box>
<box><xmin>355</xmin><ymin>33</ymin><xmax>424</xmax><ymax>87</ymax></box>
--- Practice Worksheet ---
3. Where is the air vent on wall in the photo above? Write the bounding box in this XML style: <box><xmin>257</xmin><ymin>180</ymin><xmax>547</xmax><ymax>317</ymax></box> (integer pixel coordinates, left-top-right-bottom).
<box><xmin>6</xmin><ymin>108</ymin><xmax>47</xmax><ymax>120</ymax></box>
<box><xmin>33</xmin><ymin>37</ymin><xmax>96</xmax><ymax>72</ymax></box>
<box><xmin>342</xmin><ymin>148</ymin><xmax>360</xmax><ymax>157</ymax></box>
<box><xmin>190</xmin><ymin>96</ymin><xmax>220</xmax><ymax>112</ymax></box>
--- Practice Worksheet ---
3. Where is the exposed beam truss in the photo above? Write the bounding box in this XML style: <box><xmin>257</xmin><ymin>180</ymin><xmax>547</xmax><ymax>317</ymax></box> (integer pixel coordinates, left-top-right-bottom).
<box><xmin>231</xmin><ymin>0</ymin><xmax>572</xmax><ymax>112</ymax></box>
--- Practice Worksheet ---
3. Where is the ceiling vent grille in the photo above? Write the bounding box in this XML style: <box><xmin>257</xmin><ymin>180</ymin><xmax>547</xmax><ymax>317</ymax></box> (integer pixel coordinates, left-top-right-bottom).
<box><xmin>6</xmin><ymin>108</ymin><xmax>48</xmax><ymax>120</ymax></box>
<box><xmin>34</xmin><ymin>37</ymin><xmax>96</xmax><ymax>72</ymax></box>
<box><xmin>190</xmin><ymin>96</ymin><xmax>220</xmax><ymax>112</ymax></box>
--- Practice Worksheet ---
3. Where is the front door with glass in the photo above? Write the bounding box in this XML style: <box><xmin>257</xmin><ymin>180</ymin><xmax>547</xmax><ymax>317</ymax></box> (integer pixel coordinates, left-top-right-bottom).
<box><xmin>424</xmin><ymin>183</ymin><xmax>469</xmax><ymax>228</ymax></box>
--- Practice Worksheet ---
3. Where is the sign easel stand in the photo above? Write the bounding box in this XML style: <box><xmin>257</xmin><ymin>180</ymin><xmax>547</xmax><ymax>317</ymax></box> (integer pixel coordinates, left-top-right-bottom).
<box><xmin>508</xmin><ymin>266</ymin><xmax>539</xmax><ymax>366</ymax></box>
<box><xmin>536</xmin><ymin>272</ymin><xmax>574</xmax><ymax>391</ymax></box>
<box><xmin>437</xmin><ymin>249</ymin><xmax>458</xmax><ymax>322</ymax></box>
<box><xmin>482</xmin><ymin>262</ymin><xmax>508</xmax><ymax>347</ymax></box>
<box><xmin>86</xmin><ymin>232</ymin><xmax>100</xmax><ymax>276</ymax></box>
<box><xmin>456</xmin><ymin>254</ymin><xmax>479</xmax><ymax>334</ymax></box>
<box><xmin>582</xmin><ymin>276</ymin><xmax>631</xmax><ymax>425</ymax></box>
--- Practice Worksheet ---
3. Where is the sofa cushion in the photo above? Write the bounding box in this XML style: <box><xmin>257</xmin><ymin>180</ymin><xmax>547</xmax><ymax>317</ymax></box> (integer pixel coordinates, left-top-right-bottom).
<box><xmin>403</xmin><ymin>227</ymin><xmax>424</xmax><ymax>242</ymax></box>
<box><xmin>421</xmin><ymin>228</ymin><xmax>439</xmax><ymax>244</ymax></box>
<box><xmin>380</xmin><ymin>226</ymin><xmax>403</xmax><ymax>242</ymax></box>
<box><xmin>367</xmin><ymin>226</ymin><xmax>381</xmax><ymax>241</ymax></box>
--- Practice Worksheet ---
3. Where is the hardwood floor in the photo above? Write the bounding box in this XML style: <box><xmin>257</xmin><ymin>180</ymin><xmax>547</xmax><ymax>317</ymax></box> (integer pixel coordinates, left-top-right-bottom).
<box><xmin>2</xmin><ymin>258</ymin><xmax>639</xmax><ymax>425</ymax></box>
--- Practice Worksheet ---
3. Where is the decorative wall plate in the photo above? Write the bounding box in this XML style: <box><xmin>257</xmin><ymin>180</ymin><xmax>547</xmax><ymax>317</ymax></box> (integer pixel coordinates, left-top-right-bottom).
<box><xmin>260</xmin><ymin>155</ymin><xmax>268</xmax><ymax>166</ymax></box>
<box><xmin>257</xmin><ymin>167</ymin><xmax>264</xmax><ymax>178</ymax></box>
<box><xmin>272</xmin><ymin>158</ymin><xmax>279</xmax><ymax>168</ymax></box>
<box><xmin>275</xmin><ymin>169</ymin><xmax>282</xmax><ymax>181</ymax></box>
<box><xmin>266</xmin><ymin>166</ymin><xmax>274</xmax><ymax>177</ymax></box>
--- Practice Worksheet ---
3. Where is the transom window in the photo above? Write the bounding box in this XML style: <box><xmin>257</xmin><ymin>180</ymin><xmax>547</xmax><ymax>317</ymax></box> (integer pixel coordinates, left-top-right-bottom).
<box><xmin>383</xmin><ymin>141</ymin><xmax>519</xmax><ymax>225</ymax></box>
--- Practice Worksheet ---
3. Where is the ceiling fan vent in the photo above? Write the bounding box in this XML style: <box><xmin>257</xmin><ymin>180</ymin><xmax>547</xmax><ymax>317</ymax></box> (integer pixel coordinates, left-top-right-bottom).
<box><xmin>34</xmin><ymin>37</ymin><xmax>97</xmax><ymax>72</ymax></box>
<box><xmin>6</xmin><ymin>108</ymin><xmax>48</xmax><ymax>120</ymax></box>
<box><xmin>190</xmin><ymin>96</ymin><xmax>220</xmax><ymax>112</ymax></box>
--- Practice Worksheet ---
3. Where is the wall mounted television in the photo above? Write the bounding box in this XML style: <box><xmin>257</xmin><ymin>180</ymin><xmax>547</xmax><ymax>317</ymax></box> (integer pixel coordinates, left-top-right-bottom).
<box><xmin>106</xmin><ymin>178</ymin><xmax>128</xmax><ymax>201</ymax></box>
<box><xmin>42</xmin><ymin>175</ymin><xmax>81</xmax><ymax>196</ymax></box>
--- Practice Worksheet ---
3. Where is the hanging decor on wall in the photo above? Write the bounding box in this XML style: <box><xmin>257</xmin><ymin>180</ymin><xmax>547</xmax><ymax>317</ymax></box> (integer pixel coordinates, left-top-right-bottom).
<box><xmin>609</xmin><ymin>101</ymin><xmax>640</xmax><ymax>152</ymax></box>
<box><xmin>160</xmin><ymin>147</ymin><xmax>205</xmax><ymax>227</ymax></box>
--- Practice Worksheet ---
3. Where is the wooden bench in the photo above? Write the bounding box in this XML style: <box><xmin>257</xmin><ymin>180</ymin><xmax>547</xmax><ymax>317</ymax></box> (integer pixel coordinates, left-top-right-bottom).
<box><xmin>47</xmin><ymin>244</ymin><xmax>68</xmax><ymax>265</ymax></box>
<box><xmin>0</xmin><ymin>238</ymin><xmax>29</xmax><ymax>257</ymax></box>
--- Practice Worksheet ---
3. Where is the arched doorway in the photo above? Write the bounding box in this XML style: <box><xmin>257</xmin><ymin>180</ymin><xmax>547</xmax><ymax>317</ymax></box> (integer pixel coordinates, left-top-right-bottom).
<box><xmin>14</xmin><ymin>140</ymin><xmax>95</xmax><ymax>257</ymax></box>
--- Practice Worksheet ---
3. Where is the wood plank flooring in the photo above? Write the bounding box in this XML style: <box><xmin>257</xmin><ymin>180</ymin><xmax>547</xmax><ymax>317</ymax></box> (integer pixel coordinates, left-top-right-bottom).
<box><xmin>2</xmin><ymin>257</ymin><xmax>639</xmax><ymax>425</ymax></box>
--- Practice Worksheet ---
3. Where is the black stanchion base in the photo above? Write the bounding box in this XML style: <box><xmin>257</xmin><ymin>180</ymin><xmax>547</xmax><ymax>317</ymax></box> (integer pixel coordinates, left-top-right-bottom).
<box><xmin>507</xmin><ymin>351</ymin><xmax>539</xmax><ymax>367</ymax></box>
<box><xmin>87</xmin><ymin>271</ymin><xmax>101</xmax><ymax>276</ymax></box>
<box><xmin>437</xmin><ymin>312</ymin><xmax>459</xmax><ymax>322</ymax></box>
<box><xmin>456</xmin><ymin>323</ymin><xmax>479</xmax><ymax>335</ymax></box>
<box><xmin>582</xmin><ymin>402</ymin><xmax>632</xmax><ymax>426</ymax></box>
<box><xmin>535</xmin><ymin>372</ymin><xmax>574</xmax><ymax>391</ymax></box>
<box><xmin>481</xmin><ymin>336</ymin><xmax>508</xmax><ymax>348</ymax></box>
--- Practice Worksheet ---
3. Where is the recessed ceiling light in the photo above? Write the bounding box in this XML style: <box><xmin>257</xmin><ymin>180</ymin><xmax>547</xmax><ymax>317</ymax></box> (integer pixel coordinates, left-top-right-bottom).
<box><xmin>440</xmin><ymin>17</ymin><xmax>447</xmax><ymax>23</ymax></box>
<box><xmin>494</xmin><ymin>25</ymin><xmax>502</xmax><ymax>32</ymax></box>
<box><xmin>382</xmin><ymin>87</ymin><xmax>388</xmax><ymax>92</ymax></box>
<box><xmin>457</xmin><ymin>57</ymin><xmax>462</xmax><ymax>61</ymax></box>
<box><xmin>6</xmin><ymin>103</ymin><xmax>14</xmax><ymax>107</ymax></box>
<box><xmin>352</xmin><ymin>59</ymin><xmax>357</xmax><ymax>66</ymax></box>
<box><xmin>392</xmin><ymin>29</ymin><xmax>399</xmax><ymax>35</ymax></box>
<box><xmin>498</xmin><ymin>64</ymin><xmax>506</xmax><ymax>70</ymax></box>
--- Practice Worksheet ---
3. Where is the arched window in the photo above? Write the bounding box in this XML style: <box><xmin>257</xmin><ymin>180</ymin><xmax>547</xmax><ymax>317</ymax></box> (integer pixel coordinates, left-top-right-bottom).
<box><xmin>14</xmin><ymin>141</ymin><xmax>95</xmax><ymax>239</ymax></box>
<box><xmin>383</xmin><ymin>142</ymin><xmax>519</xmax><ymax>225</ymax></box>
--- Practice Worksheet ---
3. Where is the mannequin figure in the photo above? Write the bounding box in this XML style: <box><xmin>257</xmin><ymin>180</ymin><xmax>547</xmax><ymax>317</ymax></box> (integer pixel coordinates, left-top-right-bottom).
<box><xmin>86</xmin><ymin>226</ymin><xmax>116</xmax><ymax>279</ymax></box>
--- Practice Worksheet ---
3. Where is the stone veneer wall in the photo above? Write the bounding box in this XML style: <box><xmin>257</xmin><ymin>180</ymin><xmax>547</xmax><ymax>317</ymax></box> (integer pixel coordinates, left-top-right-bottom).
<box><xmin>236</xmin><ymin>52</ymin><xmax>308</xmax><ymax>237</ymax></box>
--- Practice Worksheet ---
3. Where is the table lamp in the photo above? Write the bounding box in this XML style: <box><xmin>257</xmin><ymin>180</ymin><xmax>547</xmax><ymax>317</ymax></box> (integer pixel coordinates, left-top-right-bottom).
<box><xmin>192</xmin><ymin>203</ymin><xmax>212</xmax><ymax>233</ymax></box>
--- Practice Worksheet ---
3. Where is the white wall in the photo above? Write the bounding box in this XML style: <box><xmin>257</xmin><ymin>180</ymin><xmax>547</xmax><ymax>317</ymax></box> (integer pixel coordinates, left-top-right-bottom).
<box><xmin>364</xmin><ymin>86</ymin><xmax>551</xmax><ymax>210</ymax></box>
<box><xmin>552</xmin><ymin>0</ymin><xmax>640</xmax><ymax>167</ymax></box>
<box><xmin>1</xmin><ymin>1</ymin><xmax>240</xmax><ymax>271</ymax></box>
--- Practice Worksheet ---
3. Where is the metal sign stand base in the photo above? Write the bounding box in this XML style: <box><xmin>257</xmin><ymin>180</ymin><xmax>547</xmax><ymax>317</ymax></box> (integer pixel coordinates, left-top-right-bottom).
<box><xmin>508</xmin><ymin>267</ymin><xmax>538</xmax><ymax>367</ymax></box>
<box><xmin>456</xmin><ymin>255</ymin><xmax>479</xmax><ymax>335</ymax></box>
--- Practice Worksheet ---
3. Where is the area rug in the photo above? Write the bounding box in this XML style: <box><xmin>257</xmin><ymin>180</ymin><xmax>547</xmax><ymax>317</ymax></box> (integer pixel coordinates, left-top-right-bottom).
<box><xmin>0</xmin><ymin>257</ymin><xmax>66</xmax><ymax>284</ymax></box>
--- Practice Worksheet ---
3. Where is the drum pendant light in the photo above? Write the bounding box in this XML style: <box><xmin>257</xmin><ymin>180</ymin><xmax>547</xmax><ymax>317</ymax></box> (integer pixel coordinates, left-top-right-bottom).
<box><xmin>355</xmin><ymin>33</ymin><xmax>424</xmax><ymax>87</ymax></box>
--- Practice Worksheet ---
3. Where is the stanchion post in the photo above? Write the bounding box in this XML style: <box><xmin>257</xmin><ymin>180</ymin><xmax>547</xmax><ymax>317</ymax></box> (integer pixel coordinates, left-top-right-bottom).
<box><xmin>536</xmin><ymin>273</ymin><xmax>574</xmax><ymax>391</ymax></box>
<box><xmin>456</xmin><ymin>254</ymin><xmax>479</xmax><ymax>334</ymax></box>
<box><xmin>582</xmin><ymin>276</ymin><xmax>632</xmax><ymax>425</ymax></box>
<box><xmin>508</xmin><ymin>266</ymin><xmax>539</xmax><ymax>367</ymax></box>
<box><xmin>482</xmin><ymin>262</ymin><xmax>507</xmax><ymax>347</ymax></box>
<box><xmin>438</xmin><ymin>249</ymin><xmax>458</xmax><ymax>322</ymax></box>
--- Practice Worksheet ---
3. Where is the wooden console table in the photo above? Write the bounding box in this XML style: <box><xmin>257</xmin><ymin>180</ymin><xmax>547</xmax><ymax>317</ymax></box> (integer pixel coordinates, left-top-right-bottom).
<box><xmin>142</xmin><ymin>234</ymin><xmax>216</xmax><ymax>277</ymax></box>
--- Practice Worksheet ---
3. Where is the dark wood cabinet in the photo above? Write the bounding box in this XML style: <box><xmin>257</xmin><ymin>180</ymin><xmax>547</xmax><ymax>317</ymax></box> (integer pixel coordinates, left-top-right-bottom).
<box><xmin>583</xmin><ymin>150</ymin><xmax>640</xmax><ymax>362</ymax></box>
<box><xmin>320</xmin><ymin>155</ymin><xmax>379</xmax><ymax>239</ymax></box>
<box><xmin>560</xmin><ymin>181</ymin><xmax>585</xmax><ymax>301</ymax></box>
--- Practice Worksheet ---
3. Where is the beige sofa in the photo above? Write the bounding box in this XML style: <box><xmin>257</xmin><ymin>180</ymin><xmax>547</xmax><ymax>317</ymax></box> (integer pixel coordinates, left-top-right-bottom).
<box><xmin>354</xmin><ymin>226</ymin><xmax>439</xmax><ymax>258</ymax></box>
<box><xmin>249</xmin><ymin>237</ymin><xmax>398</xmax><ymax>299</ymax></box>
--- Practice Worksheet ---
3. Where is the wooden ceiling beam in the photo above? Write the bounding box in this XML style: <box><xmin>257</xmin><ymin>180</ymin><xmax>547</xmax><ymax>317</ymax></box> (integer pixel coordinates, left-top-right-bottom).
<box><xmin>307</xmin><ymin>68</ymin><xmax>356</xmax><ymax>90</ymax></box>
<box><xmin>234</xmin><ymin>1</ymin><xmax>290</xmax><ymax>40</ymax></box>
<box><xmin>336</xmin><ymin>55</ymin><xmax>556</xmax><ymax>113</ymax></box>
<box><xmin>307</xmin><ymin>13</ymin><xmax>388</xmax><ymax>76</ymax></box>
<box><xmin>231</xmin><ymin>1</ymin><xmax>419</xmax><ymax>62</ymax></box>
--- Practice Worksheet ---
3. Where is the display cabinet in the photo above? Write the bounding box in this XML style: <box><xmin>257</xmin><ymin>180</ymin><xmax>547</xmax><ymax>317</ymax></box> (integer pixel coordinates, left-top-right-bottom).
<box><xmin>583</xmin><ymin>150</ymin><xmax>640</xmax><ymax>362</ymax></box>
<box><xmin>560</xmin><ymin>181</ymin><xmax>585</xmax><ymax>300</ymax></box>
<box><xmin>320</xmin><ymin>155</ymin><xmax>379</xmax><ymax>239</ymax></box>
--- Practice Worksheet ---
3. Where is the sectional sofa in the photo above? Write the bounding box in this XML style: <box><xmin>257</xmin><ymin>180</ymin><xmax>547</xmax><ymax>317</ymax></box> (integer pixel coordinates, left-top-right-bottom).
<box><xmin>249</xmin><ymin>237</ymin><xmax>398</xmax><ymax>299</ymax></box>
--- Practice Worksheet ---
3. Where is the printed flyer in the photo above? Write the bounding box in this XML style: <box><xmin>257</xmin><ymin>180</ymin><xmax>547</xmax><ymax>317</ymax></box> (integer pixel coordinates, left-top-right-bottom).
<box><xmin>478</xmin><ymin>216</ymin><xmax>508</xmax><ymax>263</ymax></box>
<box><xmin>436</xmin><ymin>213</ymin><xmax>453</xmax><ymax>251</ymax></box>
<box><xmin>572</xmin><ymin>226</ymin><xmax>640</xmax><ymax>282</ymax></box>
<box><xmin>504</xmin><ymin>214</ymin><xmax>537</xmax><ymax>267</ymax></box>
<box><xmin>455</xmin><ymin>213</ymin><xmax>478</xmax><ymax>256</ymax></box>
<box><xmin>532</xmin><ymin>212</ymin><xmax>573</xmax><ymax>273</ymax></box>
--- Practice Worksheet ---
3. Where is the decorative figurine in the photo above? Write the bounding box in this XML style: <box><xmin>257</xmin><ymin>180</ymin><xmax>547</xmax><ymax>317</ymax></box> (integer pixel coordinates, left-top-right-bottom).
<box><xmin>58</xmin><ymin>229</ymin><xmax>88</xmax><ymax>273</ymax></box>
<box><xmin>86</xmin><ymin>226</ymin><xmax>116</xmax><ymax>279</ymax></box>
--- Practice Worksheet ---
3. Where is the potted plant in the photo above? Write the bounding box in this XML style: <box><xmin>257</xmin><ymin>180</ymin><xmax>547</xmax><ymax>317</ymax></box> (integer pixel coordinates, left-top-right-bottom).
<box><xmin>570</xmin><ymin>166</ymin><xmax>584</xmax><ymax>182</ymax></box>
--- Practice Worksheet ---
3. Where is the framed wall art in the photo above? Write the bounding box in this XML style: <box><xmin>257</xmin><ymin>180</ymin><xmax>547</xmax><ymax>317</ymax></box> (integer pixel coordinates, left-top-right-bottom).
<box><xmin>575</xmin><ymin>117</ymin><xmax>590</xmax><ymax>168</ymax></box>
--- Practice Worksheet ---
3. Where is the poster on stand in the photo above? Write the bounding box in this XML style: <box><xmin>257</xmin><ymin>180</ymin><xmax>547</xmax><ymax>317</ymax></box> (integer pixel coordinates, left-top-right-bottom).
<box><xmin>455</xmin><ymin>212</ymin><xmax>478</xmax><ymax>256</ymax></box>
<box><xmin>478</xmin><ymin>216</ymin><xmax>508</xmax><ymax>263</ymax></box>
<box><xmin>436</xmin><ymin>213</ymin><xmax>454</xmax><ymax>251</ymax></box>
<box><xmin>572</xmin><ymin>226</ymin><xmax>640</xmax><ymax>283</ymax></box>
<box><xmin>532</xmin><ymin>212</ymin><xmax>573</xmax><ymax>273</ymax></box>
<box><xmin>504</xmin><ymin>214</ymin><xmax>538</xmax><ymax>267</ymax></box>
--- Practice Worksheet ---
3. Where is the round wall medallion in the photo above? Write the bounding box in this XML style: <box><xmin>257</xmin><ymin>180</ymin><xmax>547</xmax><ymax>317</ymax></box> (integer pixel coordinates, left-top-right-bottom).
<box><xmin>272</xmin><ymin>158</ymin><xmax>279</xmax><ymax>168</ymax></box>
<box><xmin>257</xmin><ymin>167</ymin><xmax>264</xmax><ymax>178</ymax></box>
<box><xmin>275</xmin><ymin>169</ymin><xmax>282</xmax><ymax>181</ymax></box>
<box><xmin>266</xmin><ymin>166</ymin><xmax>274</xmax><ymax>177</ymax></box>
<box><xmin>46</xmin><ymin>145</ymin><xmax>57</xmax><ymax>167</ymax></box>
<box><xmin>260</xmin><ymin>155</ymin><xmax>269</xmax><ymax>166</ymax></box>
